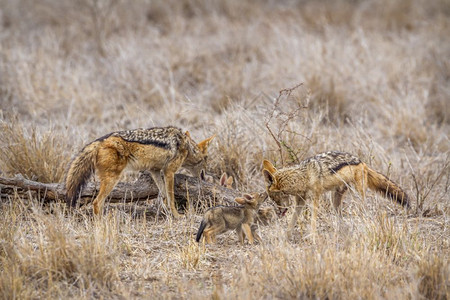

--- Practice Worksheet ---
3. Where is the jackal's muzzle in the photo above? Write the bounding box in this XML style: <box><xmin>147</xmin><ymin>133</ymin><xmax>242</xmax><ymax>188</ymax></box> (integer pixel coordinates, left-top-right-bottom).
<box><xmin>277</xmin><ymin>207</ymin><xmax>288</xmax><ymax>217</ymax></box>
<box><xmin>267</xmin><ymin>192</ymin><xmax>289</xmax><ymax>217</ymax></box>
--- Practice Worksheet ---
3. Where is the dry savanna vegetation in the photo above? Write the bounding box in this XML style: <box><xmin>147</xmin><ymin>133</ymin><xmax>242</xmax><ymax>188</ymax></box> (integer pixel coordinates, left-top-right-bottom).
<box><xmin>0</xmin><ymin>0</ymin><xmax>449</xmax><ymax>299</ymax></box>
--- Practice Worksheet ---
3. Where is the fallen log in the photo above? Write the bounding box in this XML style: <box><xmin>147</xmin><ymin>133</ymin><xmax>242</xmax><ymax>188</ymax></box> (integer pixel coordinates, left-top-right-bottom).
<box><xmin>0</xmin><ymin>173</ymin><xmax>241</xmax><ymax>210</ymax></box>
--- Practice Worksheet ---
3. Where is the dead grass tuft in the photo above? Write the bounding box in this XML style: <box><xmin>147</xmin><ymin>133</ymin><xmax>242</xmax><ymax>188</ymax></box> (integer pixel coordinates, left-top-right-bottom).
<box><xmin>365</xmin><ymin>212</ymin><xmax>416</xmax><ymax>263</ymax></box>
<box><xmin>177</xmin><ymin>239</ymin><xmax>206</xmax><ymax>271</ymax></box>
<box><xmin>0</xmin><ymin>117</ymin><xmax>71</xmax><ymax>183</ymax></box>
<box><xmin>230</xmin><ymin>238</ymin><xmax>407</xmax><ymax>299</ymax></box>
<box><xmin>0</xmin><ymin>201</ymin><xmax>123</xmax><ymax>298</ymax></box>
<box><xmin>416</xmin><ymin>254</ymin><xmax>450</xmax><ymax>300</ymax></box>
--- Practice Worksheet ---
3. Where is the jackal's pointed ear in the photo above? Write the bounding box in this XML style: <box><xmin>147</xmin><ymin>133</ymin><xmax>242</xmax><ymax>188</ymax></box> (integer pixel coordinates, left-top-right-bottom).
<box><xmin>263</xmin><ymin>168</ymin><xmax>276</xmax><ymax>188</ymax></box>
<box><xmin>185</xmin><ymin>131</ymin><xmax>191</xmax><ymax>138</ymax></box>
<box><xmin>220</xmin><ymin>173</ymin><xmax>234</xmax><ymax>188</ymax></box>
<box><xmin>263</xmin><ymin>159</ymin><xmax>277</xmax><ymax>174</ymax></box>
<box><xmin>243</xmin><ymin>193</ymin><xmax>254</xmax><ymax>200</ymax></box>
<box><xmin>198</xmin><ymin>134</ymin><xmax>216</xmax><ymax>154</ymax></box>
<box><xmin>235</xmin><ymin>197</ymin><xmax>246</xmax><ymax>205</ymax></box>
<box><xmin>220</xmin><ymin>173</ymin><xmax>227</xmax><ymax>186</ymax></box>
<box><xmin>226</xmin><ymin>176</ymin><xmax>233</xmax><ymax>187</ymax></box>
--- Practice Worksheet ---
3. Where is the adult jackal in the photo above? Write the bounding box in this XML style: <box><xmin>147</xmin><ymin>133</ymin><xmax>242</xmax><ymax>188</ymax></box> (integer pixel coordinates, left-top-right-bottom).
<box><xmin>65</xmin><ymin>126</ymin><xmax>214</xmax><ymax>217</ymax></box>
<box><xmin>262</xmin><ymin>151</ymin><xmax>409</xmax><ymax>239</ymax></box>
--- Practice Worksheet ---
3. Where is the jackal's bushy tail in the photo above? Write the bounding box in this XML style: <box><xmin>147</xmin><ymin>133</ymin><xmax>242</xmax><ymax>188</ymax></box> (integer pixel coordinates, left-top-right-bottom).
<box><xmin>196</xmin><ymin>220</ymin><xmax>207</xmax><ymax>242</ymax></box>
<box><xmin>65</xmin><ymin>141</ymin><xmax>99</xmax><ymax>207</ymax></box>
<box><xmin>366</xmin><ymin>167</ymin><xmax>410</xmax><ymax>208</ymax></box>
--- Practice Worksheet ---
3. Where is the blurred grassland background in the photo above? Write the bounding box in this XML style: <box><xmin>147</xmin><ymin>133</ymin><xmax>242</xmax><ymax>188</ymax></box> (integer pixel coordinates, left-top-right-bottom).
<box><xmin>0</xmin><ymin>0</ymin><xmax>449</xmax><ymax>299</ymax></box>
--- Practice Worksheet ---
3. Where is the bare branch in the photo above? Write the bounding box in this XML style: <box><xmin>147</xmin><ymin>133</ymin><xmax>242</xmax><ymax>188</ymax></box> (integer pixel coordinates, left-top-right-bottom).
<box><xmin>264</xmin><ymin>82</ymin><xmax>306</xmax><ymax>167</ymax></box>
<box><xmin>0</xmin><ymin>173</ymin><xmax>241</xmax><ymax>211</ymax></box>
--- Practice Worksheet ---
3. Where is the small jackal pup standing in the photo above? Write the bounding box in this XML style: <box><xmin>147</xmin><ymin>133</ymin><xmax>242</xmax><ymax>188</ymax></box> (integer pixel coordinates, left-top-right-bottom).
<box><xmin>196</xmin><ymin>192</ymin><xmax>268</xmax><ymax>244</ymax></box>
<box><xmin>65</xmin><ymin>126</ymin><xmax>215</xmax><ymax>217</ymax></box>
<box><xmin>262</xmin><ymin>151</ymin><xmax>410</xmax><ymax>238</ymax></box>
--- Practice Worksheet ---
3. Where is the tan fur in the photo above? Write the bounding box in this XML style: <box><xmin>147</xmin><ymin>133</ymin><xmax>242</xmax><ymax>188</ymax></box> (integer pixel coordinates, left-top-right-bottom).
<box><xmin>216</xmin><ymin>172</ymin><xmax>274</xmax><ymax>233</ymax></box>
<box><xmin>220</xmin><ymin>172</ymin><xmax>274</xmax><ymax>229</ymax></box>
<box><xmin>195</xmin><ymin>192</ymin><xmax>267</xmax><ymax>244</ymax></box>
<box><xmin>262</xmin><ymin>151</ymin><xmax>409</xmax><ymax>240</ymax></box>
<box><xmin>65</xmin><ymin>126</ymin><xmax>214</xmax><ymax>217</ymax></box>
<box><xmin>205</xmin><ymin>172</ymin><xmax>234</xmax><ymax>188</ymax></box>
<box><xmin>219</xmin><ymin>172</ymin><xmax>234</xmax><ymax>189</ymax></box>
<box><xmin>254</xmin><ymin>206</ymin><xmax>276</xmax><ymax>226</ymax></box>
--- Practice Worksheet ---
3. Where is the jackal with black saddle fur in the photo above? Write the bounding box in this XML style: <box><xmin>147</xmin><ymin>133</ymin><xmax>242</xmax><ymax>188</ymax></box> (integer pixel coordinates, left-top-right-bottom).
<box><xmin>65</xmin><ymin>126</ymin><xmax>214</xmax><ymax>217</ymax></box>
<box><xmin>262</xmin><ymin>151</ymin><xmax>410</xmax><ymax>239</ymax></box>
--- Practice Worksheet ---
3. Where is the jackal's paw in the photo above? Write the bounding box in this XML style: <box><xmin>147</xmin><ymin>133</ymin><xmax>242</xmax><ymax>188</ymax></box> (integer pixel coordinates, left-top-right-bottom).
<box><xmin>172</xmin><ymin>211</ymin><xmax>183</xmax><ymax>219</ymax></box>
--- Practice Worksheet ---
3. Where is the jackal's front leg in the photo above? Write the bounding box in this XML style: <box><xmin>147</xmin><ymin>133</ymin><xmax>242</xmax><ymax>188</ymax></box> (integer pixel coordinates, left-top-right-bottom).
<box><xmin>163</xmin><ymin>171</ymin><xmax>181</xmax><ymax>218</ymax></box>
<box><xmin>251</xmin><ymin>224</ymin><xmax>262</xmax><ymax>243</ymax></box>
<box><xmin>310</xmin><ymin>192</ymin><xmax>320</xmax><ymax>244</ymax></box>
<box><xmin>162</xmin><ymin>154</ymin><xmax>186</xmax><ymax>218</ymax></box>
<box><xmin>287</xmin><ymin>195</ymin><xmax>305</xmax><ymax>240</ymax></box>
<box><xmin>241</xmin><ymin>223</ymin><xmax>254</xmax><ymax>244</ymax></box>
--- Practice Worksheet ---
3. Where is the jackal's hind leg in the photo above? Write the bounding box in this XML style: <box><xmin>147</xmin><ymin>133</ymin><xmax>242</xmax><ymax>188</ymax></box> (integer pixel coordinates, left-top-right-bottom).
<box><xmin>354</xmin><ymin>166</ymin><xmax>368</xmax><ymax>201</ymax></box>
<box><xmin>332</xmin><ymin>186</ymin><xmax>348</xmax><ymax>215</ymax></box>
<box><xmin>203</xmin><ymin>228</ymin><xmax>214</xmax><ymax>244</ymax></box>
<box><xmin>92</xmin><ymin>147</ymin><xmax>127</xmax><ymax>215</ymax></box>
<box><xmin>93</xmin><ymin>175</ymin><xmax>121</xmax><ymax>215</ymax></box>
<box><xmin>204</xmin><ymin>226</ymin><xmax>220</xmax><ymax>244</ymax></box>
<box><xmin>236</xmin><ymin>226</ymin><xmax>244</xmax><ymax>244</ymax></box>
<box><xmin>149</xmin><ymin>170</ymin><xmax>169</xmax><ymax>215</ymax></box>
<box><xmin>150</xmin><ymin>170</ymin><xmax>165</xmax><ymax>196</ymax></box>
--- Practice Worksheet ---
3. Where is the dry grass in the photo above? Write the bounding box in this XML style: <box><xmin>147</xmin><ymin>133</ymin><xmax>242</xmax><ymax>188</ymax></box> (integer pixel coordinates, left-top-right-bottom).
<box><xmin>0</xmin><ymin>116</ymin><xmax>72</xmax><ymax>182</ymax></box>
<box><xmin>0</xmin><ymin>0</ymin><xmax>449</xmax><ymax>299</ymax></box>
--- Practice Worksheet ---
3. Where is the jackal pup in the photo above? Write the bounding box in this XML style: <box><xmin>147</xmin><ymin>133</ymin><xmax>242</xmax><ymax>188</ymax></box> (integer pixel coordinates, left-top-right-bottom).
<box><xmin>65</xmin><ymin>126</ymin><xmax>214</xmax><ymax>217</ymax></box>
<box><xmin>219</xmin><ymin>172</ymin><xmax>234</xmax><ymax>189</ymax></box>
<box><xmin>262</xmin><ymin>151</ymin><xmax>410</xmax><ymax>238</ymax></box>
<box><xmin>205</xmin><ymin>172</ymin><xmax>234</xmax><ymax>188</ymax></box>
<box><xmin>196</xmin><ymin>191</ymin><xmax>268</xmax><ymax>244</ymax></box>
